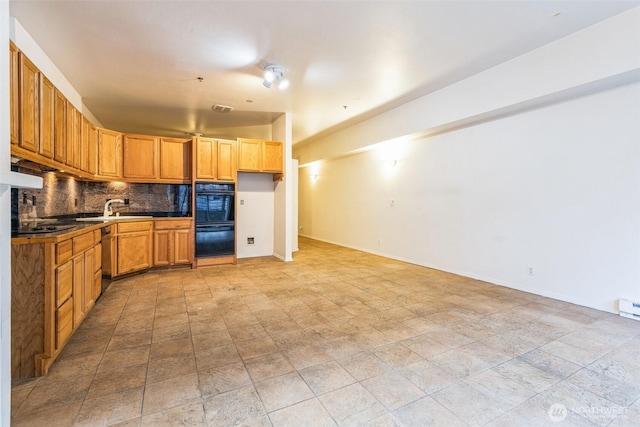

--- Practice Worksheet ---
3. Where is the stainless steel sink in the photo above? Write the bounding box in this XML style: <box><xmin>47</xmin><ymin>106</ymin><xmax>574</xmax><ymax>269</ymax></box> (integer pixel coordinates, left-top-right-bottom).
<box><xmin>76</xmin><ymin>216</ymin><xmax>153</xmax><ymax>222</ymax></box>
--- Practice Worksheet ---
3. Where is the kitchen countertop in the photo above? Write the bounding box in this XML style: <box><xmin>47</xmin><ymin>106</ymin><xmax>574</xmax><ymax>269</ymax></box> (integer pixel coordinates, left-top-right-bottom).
<box><xmin>11</xmin><ymin>215</ymin><xmax>193</xmax><ymax>244</ymax></box>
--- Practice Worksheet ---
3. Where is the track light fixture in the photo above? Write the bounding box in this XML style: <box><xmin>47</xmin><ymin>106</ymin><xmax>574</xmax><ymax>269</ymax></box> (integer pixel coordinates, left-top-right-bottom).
<box><xmin>263</xmin><ymin>64</ymin><xmax>289</xmax><ymax>89</ymax></box>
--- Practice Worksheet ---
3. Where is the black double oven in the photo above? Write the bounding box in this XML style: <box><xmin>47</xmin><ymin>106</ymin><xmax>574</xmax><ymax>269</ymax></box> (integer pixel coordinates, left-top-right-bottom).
<box><xmin>194</xmin><ymin>182</ymin><xmax>235</xmax><ymax>258</ymax></box>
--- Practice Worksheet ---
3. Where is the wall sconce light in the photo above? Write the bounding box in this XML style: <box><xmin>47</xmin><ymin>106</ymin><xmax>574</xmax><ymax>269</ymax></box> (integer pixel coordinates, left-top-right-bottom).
<box><xmin>311</xmin><ymin>174</ymin><xmax>318</xmax><ymax>182</ymax></box>
<box><xmin>263</xmin><ymin>64</ymin><xmax>289</xmax><ymax>89</ymax></box>
<box><xmin>390</xmin><ymin>160</ymin><xmax>397</xmax><ymax>168</ymax></box>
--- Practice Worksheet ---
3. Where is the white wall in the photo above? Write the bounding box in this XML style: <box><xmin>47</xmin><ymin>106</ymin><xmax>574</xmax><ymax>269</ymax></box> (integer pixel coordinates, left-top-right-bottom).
<box><xmin>273</xmin><ymin>113</ymin><xmax>293</xmax><ymax>261</ymax></box>
<box><xmin>1</xmin><ymin>3</ymin><xmax>11</xmax><ymax>423</ymax></box>
<box><xmin>295</xmin><ymin>9</ymin><xmax>640</xmax><ymax>313</ymax></box>
<box><xmin>237</xmin><ymin>173</ymin><xmax>275</xmax><ymax>258</ymax></box>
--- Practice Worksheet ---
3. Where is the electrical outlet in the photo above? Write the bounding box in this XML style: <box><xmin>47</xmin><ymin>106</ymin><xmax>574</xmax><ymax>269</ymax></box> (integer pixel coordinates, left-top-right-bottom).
<box><xmin>240</xmin><ymin>200</ymin><xmax>245</xmax><ymax>205</ymax></box>
<box><xmin>527</xmin><ymin>266</ymin><xmax>534</xmax><ymax>276</ymax></box>
<box><xmin>247</xmin><ymin>237</ymin><xmax>254</xmax><ymax>245</ymax></box>
<box><xmin>124</xmin><ymin>198</ymin><xmax>130</xmax><ymax>205</ymax></box>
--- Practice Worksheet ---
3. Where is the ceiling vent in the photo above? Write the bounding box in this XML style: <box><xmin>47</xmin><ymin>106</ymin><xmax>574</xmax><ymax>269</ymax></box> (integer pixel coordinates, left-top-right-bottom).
<box><xmin>212</xmin><ymin>104</ymin><xmax>233</xmax><ymax>113</ymax></box>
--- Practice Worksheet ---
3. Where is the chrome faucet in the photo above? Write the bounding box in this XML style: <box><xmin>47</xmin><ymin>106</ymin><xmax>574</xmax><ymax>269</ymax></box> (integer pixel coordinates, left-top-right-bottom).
<box><xmin>103</xmin><ymin>199</ymin><xmax>125</xmax><ymax>217</ymax></box>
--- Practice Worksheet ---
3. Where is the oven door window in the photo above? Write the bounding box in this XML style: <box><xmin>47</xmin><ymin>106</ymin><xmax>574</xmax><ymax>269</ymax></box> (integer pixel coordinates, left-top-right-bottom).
<box><xmin>196</xmin><ymin>194</ymin><xmax>234</xmax><ymax>223</ymax></box>
<box><xmin>196</xmin><ymin>225</ymin><xmax>235</xmax><ymax>257</ymax></box>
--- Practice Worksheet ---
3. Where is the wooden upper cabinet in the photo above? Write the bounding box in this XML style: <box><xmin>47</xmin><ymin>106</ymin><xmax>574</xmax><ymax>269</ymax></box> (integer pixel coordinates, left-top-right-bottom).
<box><xmin>159</xmin><ymin>137</ymin><xmax>190</xmax><ymax>181</ymax></box>
<box><xmin>97</xmin><ymin>128</ymin><xmax>122</xmax><ymax>178</ymax></box>
<box><xmin>10</xmin><ymin>41</ymin><xmax>19</xmax><ymax>145</ymax></box>
<box><xmin>195</xmin><ymin>137</ymin><xmax>235</xmax><ymax>181</ymax></box>
<box><xmin>39</xmin><ymin>75</ymin><xmax>55</xmax><ymax>158</ymax></box>
<box><xmin>19</xmin><ymin>52</ymin><xmax>39</xmax><ymax>153</ymax></box>
<box><xmin>123</xmin><ymin>134</ymin><xmax>158</xmax><ymax>180</ymax></box>
<box><xmin>263</xmin><ymin>141</ymin><xmax>283</xmax><ymax>172</ymax></box>
<box><xmin>88</xmin><ymin>124</ymin><xmax>98</xmax><ymax>175</ymax></box>
<box><xmin>74</xmin><ymin>109</ymin><xmax>82</xmax><ymax>169</ymax></box>
<box><xmin>237</xmin><ymin>138</ymin><xmax>283</xmax><ymax>173</ymax></box>
<box><xmin>237</xmin><ymin>138</ymin><xmax>262</xmax><ymax>171</ymax></box>
<box><xmin>65</xmin><ymin>102</ymin><xmax>77</xmax><ymax>167</ymax></box>
<box><xmin>217</xmin><ymin>139</ymin><xmax>236</xmax><ymax>181</ymax></box>
<box><xmin>80</xmin><ymin>115</ymin><xmax>91</xmax><ymax>172</ymax></box>
<box><xmin>195</xmin><ymin>137</ymin><xmax>216</xmax><ymax>180</ymax></box>
<box><xmin>53</xmin><ymin>89</ymin><xmax>66</xmax><ymax>163</ymax></box>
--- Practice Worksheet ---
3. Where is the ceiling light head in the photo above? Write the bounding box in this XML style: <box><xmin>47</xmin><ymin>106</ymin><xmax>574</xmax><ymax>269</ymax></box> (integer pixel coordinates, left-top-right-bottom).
<box><xmin>263</xmin><ymin>63</ymin><xmax>288</xmax><ymax>90</ymax></box>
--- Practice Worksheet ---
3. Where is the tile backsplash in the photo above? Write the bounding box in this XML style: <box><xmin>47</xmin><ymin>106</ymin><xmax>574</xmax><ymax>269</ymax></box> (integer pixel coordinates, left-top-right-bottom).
<box><xmin>12</xmin><ymin>168</ymin><xmax>191</xmax><ymax>222</ymax></box>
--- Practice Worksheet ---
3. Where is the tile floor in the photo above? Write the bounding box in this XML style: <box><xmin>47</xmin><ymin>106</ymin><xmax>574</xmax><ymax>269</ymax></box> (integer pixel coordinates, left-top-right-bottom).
<box><xmin>11</xmin><ymin>237</ymin><xmax>640</xmax><ymax>426</ymax></box>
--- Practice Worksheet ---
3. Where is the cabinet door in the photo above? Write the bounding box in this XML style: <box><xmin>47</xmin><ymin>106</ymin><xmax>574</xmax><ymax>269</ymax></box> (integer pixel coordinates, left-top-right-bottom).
<box><xmin>55</xmin><ymin>260</ymin><xmax>73</xmax><ymax>308</ymax></box>
<box><xmin>39</xmin><ymin>75</ymin><xmax>55</xmax><ymax>158</ymax></box>
<box><xmin>174</xmin><ymin>229</ymin><xmax>192</xmax><ymax>265</ymax></box>
<box><xmin>19</xmin><ymin>53</ymin><xmax>39</xmax><ymax>153</ymax></box>
<box><xmin>97</xmin><ymin>129</ymin><xmax>122</xmax><ymax>178</ymax></box>
<box><xmin>80</xmin><ymin>115</ymin><xmax>91</xmax><ymax>172</ymax></box>
<box><xmin>55</xmin><ymin>297</ymin><xmax>74</xmax><ymax>350</ymax></box>
<box><xmin>93</xmin><ymin>269</ymin><xmax>102</xmax><ymax>302</ymax></box>
<box><xmin>72</xmin><ymin>255</ymin><xmax>84</xmax><ymax>326</ymax></box>
<box><xmin>65</xmin><ymin>102</ymin><xmax>77</xmax><ymax>167</ymax></box>
<box><xmin>53</xmin><ymin>89</ymin><xmax>66</xmax><ymax>163</ymax></box>
<box><xmin>159</xmin><ymin>138</ymin><xmax>190</xmax><ymax>181</ymax></box>
<box><xmin>217</xmin><ymin>139</ymin><xmax>235</xmax><ymax>180</ymax></box>
<box><xmin>84</xmin><ymin>248</ymin><xmax>96</xmax><ymax>313</ymax></box>
<box><xmin>10</xmin><ymin>41</ymin><xmax>19</xmax><ymax>145</ymax></box>
<box><xmin>117</xmin><ymin>232</ymin><xmax>152</xmax><ymax>274</ymax></box>
<box><xmin>123</xmin><ymin>134</ymin><xmax>158</xmax><ymax>179</ymax></box>
<box><xmin>88</xmin><ymin>124</ymin><xmax>98</xmax><ymax>175</ymax></box>
<box><xmin>237</xmin><ymin>138</ymin><xmax>261</xmax><ymax>171</ymax></box>
<box><xmin>153</xmin><ymin>230</ymin><xmax>172</xmax><ymax>266</ymax></box>
<box><xmin>195</xmin><ymin>137</ymin><xmax>216</xmax><ymax>180</ymax></box>
<box><xmin>262</xmin><ymin>141</ymin><xmax>283</xmax><ymax>172</ymax></box>
<box><xmin>74</xmin><ymin>109</ymin><xmax>82</xmax><ymax>169</ymax></box>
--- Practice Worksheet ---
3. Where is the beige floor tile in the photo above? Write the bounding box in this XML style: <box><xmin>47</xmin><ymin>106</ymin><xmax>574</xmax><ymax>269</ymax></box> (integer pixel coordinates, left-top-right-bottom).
<box><xmin>254</xmin><ymin>372</ymin><xmax>315</xmax><ymax>412</ymax></box>
<box><xmin>141</xmin><ymin>401</ymin><xmax>205</xmax><ymax>426</ymax></box>
<box><xmin>97</xmin><ymin>337</ymin><xmax>149</xmax><ymax>369</ymax></box>
<box><xmin>465</xmin><ymin>369</ymin><xmax>536</xmax><ymax>408</ymax></box>
<box><xmin>432</xmin><ymin>382</ymin><xmax>512</xmax><ymax>426</ymax></box>
<box><xmin>142</xmin><ymin>373</ymin><xmax>201</xmax><ymax>416</ymax></box>
<box><xmin>268</xmin><ymin>398</ymin><xmax>337</xmax><ymax>427</ymax></box>
<box><xmin>75</xmin><ymin>386</ymin><xmax>144</xmax><ymax>427</ymax></box>
<box><xmin>194</xmin><ymin>343</ymin><xmax>242</xmax><ymax>371</ymax></box>
<box><xmin>392</xmin><ymin>396</ymin><xmax>466</xmax><ymax>427</ymax></box>
<box><xmin>11</xmin><ymin>400</ymin><xmax>83</xmax><ymax>427</ymax></box>
<box><xmin>299</xmin><ymin>360</ymin><xmax>356</xmax><ymax>395</ymax></box>
<box><xmin>492</xmin><ymin>357</ymin><xmax>562</xmax><ymax>393</ymax></box>
<box><xmin>86</xmin><ymin>363</ymin><xmax>148</xmax><ymax>400</ymax></box>
<box><xmin>284</xmin><ymin>343</ymin><xmax>332</xmax><ymax>370</ymax></box>
<box><xmin>152</xmin><ymin>322</ymin><xmax>191</xmax><ymax>343</ymax></box>
<box><xmin>319</xmin><ymin>382</ymin><xmax>387</xmax><ymax>427</ymax></box>
<box><xmin>567</xmin><ymin>367</ymin><xmax>640</xmax><ymax>407</ymax></box>
<box><xmin>339</xmin><ymin>351</ymin><xmax>390</xmax><ymax>381</ymax></box>
<box><xmin>244</xmin><ymin>351</ymin><xmax>296</xmax><ymax>382</ymax></box>
<box><xmin>149</xmin><ymin>337</ymin><xmax>194</xmax><ymax>361</ymax></box>
<box><xmin>108</xmin><ymin>329</ymin><xmax>153</xmax><ymax>351</ymax></box>
<box><xmin>203</xmin><ymin>385</ymin><xmax>266</xmax><ymax>426</ymax></box>
<box><xmin>398</xmin><ymin>359</ymin><xmax>459</xmax><ymax>394</ymax></box>
<box><xmin>147</xmin><ymin>353</ymin><xmax>197</xmax><ymax>384</ymax></box>
<box><xmin>361</xmin><ymin>371</ymin><xmax>426</xmax><ymax>411</ymax></box>
<box><xmin>17</xmin><ymin>374</ymin><xmax>93</xmax><ymax>415</ymax></box>
<box><xmin>235</xmin><ymin>336</ymin><xmax>280</xmax><ymax>360</ymax></box>
<box><xmin>486</xmin><ymin>394</ymin><xmax>598</xmax><ymax>427</ymax></box>
<box><xmin>199</xmin><ymin>361</ymin><xmax>252</xmax><ymax>398</ymax></box>
<box><xmin>399</xmin><ymin>333</ymin><xmax>450</xmax><ymax>358</ymax></box>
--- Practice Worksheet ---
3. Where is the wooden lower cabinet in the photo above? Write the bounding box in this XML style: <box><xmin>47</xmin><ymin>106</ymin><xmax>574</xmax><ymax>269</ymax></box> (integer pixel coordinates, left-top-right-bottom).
<box><xmin>153</xmin><ymin>219</ymin><xmax>193</xmax><ymax>267</ymax></box>
<box><xmin>11</xmin><ymin>227</ymin><xmax>102</xmax><ymax>379</ymax></box>
<box><xmin>116</xmin><ymin>221</ymin><xmax>153</xmax><ymax>275</ymax></box>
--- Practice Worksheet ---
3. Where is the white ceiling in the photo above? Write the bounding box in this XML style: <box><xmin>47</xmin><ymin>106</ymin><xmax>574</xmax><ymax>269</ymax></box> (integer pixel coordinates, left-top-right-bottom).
<box><xmin>9</xmin><ymin>1</ymin><xmax>638</xmax><ymax>144</ymax></box>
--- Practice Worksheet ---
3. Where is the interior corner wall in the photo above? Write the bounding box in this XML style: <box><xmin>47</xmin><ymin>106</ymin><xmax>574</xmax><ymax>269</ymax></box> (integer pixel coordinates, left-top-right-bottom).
<box><xmin>1</xmin><ymin>2</ymin><xmax>11</xmax><ymax>423</ymax></box>
<box><xmin>298</xmin><ymin>81</ymin><xmax>640</xmax><ymax>313</ymax></box>
<box><xmin>273</xmin><ymin>113</ymin><xmax>293</xmax><ymax>261</ymax></box>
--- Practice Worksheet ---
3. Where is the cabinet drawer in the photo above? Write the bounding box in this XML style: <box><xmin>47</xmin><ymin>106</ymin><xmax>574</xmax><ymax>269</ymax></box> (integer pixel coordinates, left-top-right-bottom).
<box><xmin>56</xmin><ymin>297</ymin><xmax>74</xmax><ymax>349</ymax></box>
<box><xmin>155</xmin><ymin>219</ymin><xmax>191</xmax><ymax>230</ymax></box>
<box><xmin>94</xmin><ymin>243</ymin><xmax>102</xmax><ymax>272</ymax></box>
<box><xmin>73</xmin><ymin>232</ymin><xmax>94</xmax><ymax>254</ymax></box>
<box><xmin>56</xmin><ymin>239</ymin><xmax>73</xmax><ymax>264</ymax></box>
<box><xmin>117</xmin><ymin>221</ymin><xmax>152</xmax><ymax>233</ymax></box>
<box><xmin>55</xmin><ymin>260</ymin><xmax>73</xmax><ymax>308</ymax></box>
